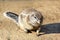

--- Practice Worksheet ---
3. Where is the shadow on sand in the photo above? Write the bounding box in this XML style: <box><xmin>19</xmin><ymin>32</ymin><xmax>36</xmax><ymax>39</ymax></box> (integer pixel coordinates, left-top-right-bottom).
<box><xmin>39</xmin><ymin>23</ymin><xmax>60</xmax><ymax>35</ymax></box>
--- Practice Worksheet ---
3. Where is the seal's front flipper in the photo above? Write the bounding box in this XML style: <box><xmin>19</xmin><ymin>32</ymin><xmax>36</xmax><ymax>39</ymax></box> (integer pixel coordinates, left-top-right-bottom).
<box><xmin>3</xmin><ymin>12</ymin><xmax>19</xmax><ymax>24</ymax></box>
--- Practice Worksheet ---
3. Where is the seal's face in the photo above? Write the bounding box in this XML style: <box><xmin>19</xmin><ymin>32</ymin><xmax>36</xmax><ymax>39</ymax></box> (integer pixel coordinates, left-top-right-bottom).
<box><xmin>28</xmin><ymin>12</ymin><xmax>41</xmax><ymax>27</ymax></box>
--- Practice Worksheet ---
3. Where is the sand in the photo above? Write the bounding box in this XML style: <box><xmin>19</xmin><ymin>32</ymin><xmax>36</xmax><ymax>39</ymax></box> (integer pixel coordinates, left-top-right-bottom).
<box><xmin>0</xmin><ymin>0</ymin><xmax>60</xmax><ymax>40</ymax></box>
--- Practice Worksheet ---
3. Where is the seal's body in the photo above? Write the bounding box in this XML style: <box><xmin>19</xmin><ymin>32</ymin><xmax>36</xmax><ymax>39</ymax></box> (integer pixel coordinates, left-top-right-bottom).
<box><xmin>3</xmin><ymin>8</ymin><xmax>43</xmax><ymax>35</ymax></box>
